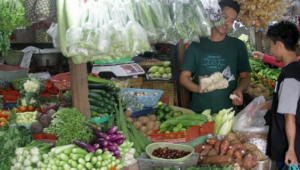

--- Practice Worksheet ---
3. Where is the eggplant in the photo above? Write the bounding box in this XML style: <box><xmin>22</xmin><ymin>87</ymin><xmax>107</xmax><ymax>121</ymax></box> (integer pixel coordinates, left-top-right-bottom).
<box><xmin>114</xmin><ymin>138</ymin><xmax>125</xmax><ymax>145</ymax></box>
<box><xmin>73</xmin><ymin>140</ymin><xmax>95</xmax><ymax>153</ymax></box>
<box><xmin>110</xmin><ymin>133</ymin><xmax>126</xmax><ymax>142</ymax></box>
<box><xmin>99</xmin><ymin>140</ymin><xmax>109</xmax><ymax>147</ymax></box>
<box><xmin>107</xmin><ymin>145</ymin><xmax>117</xmax><ymax>151</ymax></box>
<box><xmin>106</xmin><ymin>126</ymin><xmax>118</xmax><ymax>135</ymax></box>
<box><xmin>92</xmin><ymin>127</ymin><xmax>109</xmax><ymax>139</ymax></box>
<box><xmin>112</xmin><ymin>149</ymin><xmax>120</xmax><ymax>156</ymax></box>
<box><xmin>114</xmin><ymin>154</ymin><xmax>122</xmax><ymax>160</ymax></box>
<box><xmin>93</xmin><ymin>143</ymin><xmax>100</xmax><ymax>150</ymax></box>
<box><xmin>93</xmin><ymin>138</ymin><xmax>106</xmax><ymax>144</ymax></box>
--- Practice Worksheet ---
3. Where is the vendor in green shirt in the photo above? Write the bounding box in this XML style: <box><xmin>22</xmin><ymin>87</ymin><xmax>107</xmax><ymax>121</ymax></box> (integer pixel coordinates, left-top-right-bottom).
<box><xmin>180</xmin><ymin>0</ymin><xmax>251</xmax><ymax>114</ymax></box>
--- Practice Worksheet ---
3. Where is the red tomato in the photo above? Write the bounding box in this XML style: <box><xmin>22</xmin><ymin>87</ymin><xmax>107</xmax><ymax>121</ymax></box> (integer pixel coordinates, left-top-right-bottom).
<box><xmin>19</xmin><ymin>106</ymin><xmax>27</xmax><ymax>112</ymax></box>
<box><xmin>27</xmin><ymin>105</ymin><xmax>35</xmax><ymax>111</ymax></box>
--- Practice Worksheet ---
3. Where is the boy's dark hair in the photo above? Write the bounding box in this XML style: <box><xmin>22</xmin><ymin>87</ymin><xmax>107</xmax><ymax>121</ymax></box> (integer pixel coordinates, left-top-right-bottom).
<box><xmin>219</xmin><ymin>0</ymin><xmax>240</xmax><ymax>14</ymax></box>
<box><xmin>267</xmin><ymin>21</ymin><xmax>299</xmax><ymax>51</ymax></box>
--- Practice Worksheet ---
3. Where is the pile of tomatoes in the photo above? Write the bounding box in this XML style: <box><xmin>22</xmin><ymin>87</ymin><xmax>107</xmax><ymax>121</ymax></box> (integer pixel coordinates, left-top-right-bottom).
<box><xmin>12</xmin><ymin>105</ymin><xmax>36</xmax><ymax>113</ymax></box>
<box><xmin>0</xmin><ymin>105</ymin><xmax>36</xmax><ymax>127</ymax></box>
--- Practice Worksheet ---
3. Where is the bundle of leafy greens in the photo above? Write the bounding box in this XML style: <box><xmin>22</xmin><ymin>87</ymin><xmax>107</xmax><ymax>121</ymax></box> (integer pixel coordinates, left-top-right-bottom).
<box><xmin>43</xmin><ymin>108</ymin><xmax>102</xmax><ymax>146</ymax></box>
<box><xmin>0</xmin><ymin>30</ymin><xmax>11</xmax><ymax>57</ymax></box>
<box><xmin>0</xmin><ymin>110</ymin><xmax>33</xmax><ymax>170</ymax></box>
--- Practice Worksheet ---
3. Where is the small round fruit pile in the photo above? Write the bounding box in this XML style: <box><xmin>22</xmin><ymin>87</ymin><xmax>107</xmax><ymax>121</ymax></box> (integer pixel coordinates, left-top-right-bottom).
<box><xmin>152</xmin><ymin>147</ymin><xmax>191</xmax><ymax>159</ymax></box>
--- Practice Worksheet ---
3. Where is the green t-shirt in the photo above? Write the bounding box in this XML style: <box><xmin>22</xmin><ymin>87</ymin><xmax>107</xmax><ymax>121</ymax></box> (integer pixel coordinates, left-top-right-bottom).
<box><xmin>181</xmin><ymin>36</ymin><xmax>251</xmax><ymax>114</ymax></box>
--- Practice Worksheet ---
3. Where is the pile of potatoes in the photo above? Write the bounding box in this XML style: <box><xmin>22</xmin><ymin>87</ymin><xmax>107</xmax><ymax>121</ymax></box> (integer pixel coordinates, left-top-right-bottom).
<box><xmin>198</xmin><ymin>133</ymin><xmax>267</xmax><ymax>170</ymax></box>
<box><xmin>125</xmin><ymin>110</ymin><xmax>161</xmax><ymax>140</ymax></box>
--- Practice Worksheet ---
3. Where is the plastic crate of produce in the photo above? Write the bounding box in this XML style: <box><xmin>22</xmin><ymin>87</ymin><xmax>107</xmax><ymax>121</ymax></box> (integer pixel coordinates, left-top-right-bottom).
<box><xmin>0</xmin><ymin>64</ymin><xmax>29</xmax><ymax>82</ymax></box>
<box><xmin>50</xmin><ymin>72</ymin><xmax>71</xmax><ymax>91</ymax></box>
<box><xmin>150</xmin><ymin>125</ymin><xmax>200</xmax><ymax>143</ymax></box>
<box><xmin>199</xmin><ymin>121</ymin><xmax>215</xmax><ymax>136</ymax></box>
<box><xmin>137</xmin><ymin>152</ymin><xmax>199</xmax><ymax>170</ymax></box>
<box><xmin>121</xmin><ymin>88</ymin><xmax>163</xmax><ymax>107</ymax></box>
<box><xmin>3</xmin><ymin>91</ymin><xmax>21</xmax><ymax>103</ymax></box>
<box><xmin>11</xmin><ymin>78</ymin><xmax>28</xmax><ymax>90</ymax></box>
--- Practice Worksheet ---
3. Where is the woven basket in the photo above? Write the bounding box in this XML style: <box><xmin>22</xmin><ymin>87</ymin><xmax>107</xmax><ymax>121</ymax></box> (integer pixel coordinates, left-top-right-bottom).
<box><xmin>145</xmin><ymin>142</ymin><xmax>195</xmax><ymax>162</ymax></box>
<box><xmin>4</xmin><ymin>51</ymin><xmax>24</xmax><ymax>65</ymax></box>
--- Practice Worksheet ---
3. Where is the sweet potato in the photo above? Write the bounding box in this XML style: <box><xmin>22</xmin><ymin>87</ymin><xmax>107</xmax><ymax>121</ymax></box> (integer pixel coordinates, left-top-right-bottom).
<box><xmin>208</xmin><ymin>148</ymin><xmax>218</xmax><ymax>156</ymax></box>
<box><xmin>234</xmin><ymin>158</ymin><xmax>243</xmax><ymax>166</ymax></box>
<box><xmin>207</xmin><ymin>137</ymin><xmax>218</xmax><ymax>145</ymax></box>
<box><xmin>226</xmin><ymin>148</ymin><xmax>235</xmax><ymax>157</ymax></box>
<box><xmin>233</xmin><ymin>163</ymin><xmax>242</xmax><ymax>170</ymax></box>
<box><xmin>202</xmin><ymin>144</ymin><xmax>213</xmax><ymax>150</ymax></box>
<box><xmin>243</xmin><ymin>142</ymin><xmax>258</xmax><ymax>151</ymax></box>
<box><xmin>214</xmin><ymin>140</ymin><xmax>221</xmax><ymax>154</ymax></box>
<box><xmin>252</xmin><ymin>159</ymin><xmax>257</xmax><ymax>167</ymax></box>
<box><xmin>233</xmin><ymin>150</ymin><xmax>243</xmax><ymax>159</ymax></box>
<box><xmin>200</xmin><ymin>149</ymin><xmax>210</xmax><ymax>156</ymax></box>
<box><xmin>227</xmin><ymin>133</ymin><xmax>236</xmax><ymax>141</ymax></box>
<box><xmin>229</xmin><ymin>143</ymin><xmax>245</xmax><ymax>151</ymax></box>
<box><xmin>250</xmin><ymin>150</ymin><xmax>267</xmax><ymax>161</ymax></box>
<box><xmin>220</xmin><ymin>137</ymin><xmax>230</xmax><ymax>155</ymax></box>
<box><xmin>242</xmin><ymin>153</ymin><xmax>253</xmax><ymax>170</ymax></box>
<box><xmin>202</xmin><ymin>155</ymin><xmax>232</xmax><ymax>164</ymax></box>
<box><xmin>230</xmin><ymin>139</ymin><xmax>241</xmax><ymax>145</ymax></box>
<box><xmin>239</xmin><ymin>149</ymin><xmax>246</xmax><ymax>157</ymax></box>
<box><xmin>195</xmin><ymin>144</ymin><xmax>205</xmax><ymax>153</ymax></box>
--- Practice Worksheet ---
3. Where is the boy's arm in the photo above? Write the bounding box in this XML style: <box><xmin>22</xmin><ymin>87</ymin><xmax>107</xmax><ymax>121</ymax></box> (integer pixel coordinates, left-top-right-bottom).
<box><xmin>285</xmin><ymin>113</ymin><xmax>298</xmax><ymax>166</ymax></box>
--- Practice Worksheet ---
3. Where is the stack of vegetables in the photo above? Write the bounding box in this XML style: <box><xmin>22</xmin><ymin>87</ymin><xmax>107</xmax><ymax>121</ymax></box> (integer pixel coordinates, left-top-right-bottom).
<box><xmin>59</xmin><ymin>0</ymin><xmax>213</xmax><ymax>64</ymax></box>
<box><xmin>197</xmin><ymin>133</ymin><xmax>267</xmax><ymax>170</ymax></box>
<box><xmin>154</xmin><ymin>103</ymin><xmax>184</xmax><ymax>122</ymax></box>
<box><xmin>249</xmin><ymin>58</ymin><xmax>280</xmax><ymax>82</ymax></box>
<box><xmin>147</xmin><ymin>61</ymin><xmax>172</xmax><ymax>79</ymax></box>
<box><xmin>16</xmin><ymin>110</ymin><xmax>38</xmax><ymax>126</ymax></box>
<box><xmin>17</xmin><ymin>78</ymin><xmax>46</xmax><ymax>109</ymax></box>
<box><xmin>0</xmin><ymin>110</ymin><xmax>33</xmax><ymax>170</ymax></box>
<box><xmin>88</xmin><ymin>75</ymin><xmax>120</xmax><ymax>117</ymax></box>
<box><xmin>212</xmin><ymin>108</ymin><xmax>235</xmax><ymax>136</ymax></box>
<box><xmin>43</xmin><ymin>108</ymin><xmax>102</xmax><ymax>146</ymax></box>
<box><xmin>10</xmin><ymin>141</ymin><xmax>52</xmax><ymax>170</ymax></box>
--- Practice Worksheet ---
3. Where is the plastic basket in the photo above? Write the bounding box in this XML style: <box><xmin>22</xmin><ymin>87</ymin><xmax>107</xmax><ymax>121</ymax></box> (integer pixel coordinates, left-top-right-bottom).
<box><xmin>0</xmin><ymin>81</ymin><xmax>11</xmax><ymax>90</ymax></box>
<box><xmin>3</xmin><ymin>91</ymin><xmax>21</xmax><ymax>103</ymax></box>
<box><xmin>137</xmin><ymin>152</ymin><xmax>199</xmax><ymax>170</ymax></box>
<box><xmin>51</xmin><ymin>72</ymin><xmax>71</xmax><ymax>91</ymax></box>
<box><xmin>11</xmin><ymin>78</ymin><xmax>28</xmax><ymax>90</ymax></box>
<box><xmin>0</xmin><ymin>64</ymin><xmax>29</xmax><ymax>82</ymax></box>
<box><xmin>151</xmin><ymin>125</ymin><xmax>200</xmax><ymax>143</ymax></box>
<box><xmin>4</xmin><ymin>51</ymin><xmax>24</xmax><ymax>65</ymax></box>
<box><xmin>199</xmin><ymin>121</ymin><xmax>215</xmax><ymax>136</ymax></box>
<box><xmin>121</xmin><ymin>88</ymin><xmax>163</xmax><ymax>107</ymax></box>
<box><xmin>145</xmin><ymin>142</ymin><xmax>195</xmax><ymax>162</ymax></box>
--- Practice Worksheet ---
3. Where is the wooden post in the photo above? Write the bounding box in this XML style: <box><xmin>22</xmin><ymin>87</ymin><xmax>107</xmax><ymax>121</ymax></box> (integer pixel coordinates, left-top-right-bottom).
<box><xmin>69</xmin><ymin>59</ymin><xmax>91</xmax><ymax>119</ymax></box>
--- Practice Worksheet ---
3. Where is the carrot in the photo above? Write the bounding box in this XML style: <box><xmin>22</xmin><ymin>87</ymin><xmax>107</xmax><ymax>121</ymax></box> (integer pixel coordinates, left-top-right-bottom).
<box><xmin>207</xmin><ymin>137</ymin><xmax>218</xmax><ymax>145</ymax></box>
<box><xmin>226</xmin><ymin>148</ymin><xmax>235</xmax><ymax>157</ymax></box>
<box><xmin>208</xmin><ymin>148</ymin><xmax>218</xmax><ymax>156</ymax></box>
<box><xmin>242</xmin><ymin>153</ymin><xmax>253</xmax><ymax>170</ymax></box>
<box><xmin>214</xmin><ymin>140</ymin><xmax>221</xmax><ymax>154</ymax></box>
<box><xmin>220</xmin><ymin>137</ymin><xmax>230</xmax><ymax>155</ymax></box>
<box><xmin>233</xmin><ymin>150</ymin><xmax>243</xmax><ymax>159</ymax></box>
<box><xmin>200</xmin><ymin>149</ymin><xmax>210</xmax><ymax>156</ymax></box>
<box><xmin>202</xmin><ymin>144</ymin><xmax>213</xmax><ymax>150</ymax></box>
<box><xmin>202</xmin><ymin>155</ymin><xmax>232</xmax><ymax>164</ymax></box>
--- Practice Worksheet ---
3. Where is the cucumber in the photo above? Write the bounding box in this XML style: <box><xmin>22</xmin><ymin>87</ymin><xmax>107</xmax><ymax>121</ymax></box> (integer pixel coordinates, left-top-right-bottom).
<box><xmin>89</xmin><ymin>98</ymin><xmax>104</xmax><ymax>107</ymax></box>
<box><xmin>89</xmin><ymin>89</ymin><xmax>106</xmax><ymax>95</ymax></box>
<box><xmin>104</xmin><ymin>93</ymin><xmax>111</xmax><ymax>98</ymax></box>
<box><xmin>88</xmin><ymin>92</ymin><xmax>102</xmax><ymax>100</ymax></box>
<box><xmin>88</xmin><ymin>75</ymin><xmax>113</xmax><ymax>84</ymax></box>
<box><xmin>102</xmin><ymin>98</ymin><xmax>109</xmax><ymax>104</ymax></box>
<box><xmin>90</xmin><ymin>105</ymin><xmax>104</xmax><ymax>113</ymax></box>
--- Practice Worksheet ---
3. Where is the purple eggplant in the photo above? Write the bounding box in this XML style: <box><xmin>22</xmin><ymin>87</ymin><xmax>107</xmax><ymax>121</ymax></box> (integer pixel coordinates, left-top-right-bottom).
<box><xmin>110</xmin><ymin>133</ymin><xmax>126</xmax><ymax>142</ymax></box>
<box><xmin>93</xmin><ymin>138</ymin><xmax>106</xmax><ymax>144</ymax></box>
<box><xmin>106</xmin><ymin>126</ymin><xmax>118</xmax><ymax>135</ymax></box>
<box><xmin>114</xmin><ymin>154</ymin><xmax>122</xmax><ymax>160</ymax></box>
<box><xmin>73</xmin><ymin>140</ymin><xmax>95</xmax><ymax>153</ymax></box>
<box><xmin>93</xmin><ymin>143</ymin><xmax>100</xmax><ymax>150</ymax></box>
<box><xmin>112</xmin><ymin>149</ymin><xmax>120</xmax><ymax>155</ymax></box>
<box><xmin>92</xmin><ymin>127</ymin><xmax>109</xmax><ymax>139</ymax></box>
<box><xmin>108</xmin><ymin>141</ymin><xmax>118</xmax><ymax>147</ymax></box>
<box><xmin>114</xmin><ymin>138</ymin><xmax>125</xmax><ymax>145</ymax></box>
<box><xmin>99</xmin><ymin>140</ymin><xmax>109</xmax><ymax>147</ymax></box>
<box><xmin>107</xmin><ymin>145</ymin><xmax>117</xmax><ymax>151</ymax></box>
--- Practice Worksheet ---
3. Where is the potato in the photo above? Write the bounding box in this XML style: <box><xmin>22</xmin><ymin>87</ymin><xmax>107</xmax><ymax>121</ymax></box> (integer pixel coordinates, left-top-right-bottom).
<box><xmin>124</xmin><ymin>110</ymin><xmax>132</xmax><ymax>117</ymax></box>
<box><xmin>127</xmin><ymin>117</ymin><xmax>133</xmax><ymax>123</ymax></box>
<box><xmin>146</xmin><ymin>121</ymin><xmax>154</xmax><ymax>131</ymax></box>
<box><xmin>154</xmin><ymin>121</ymin><xmax>161</xmax><ymax>130</ymax></box>
<box><xmin>138</xmin><ymin>116</ymin><xmax>146</xmax><ymax>121</ymax></box>
<box><xmin>133</xmin><ymin>121</ymin><xmax>142</xmax><ymax>129</ymax></box>
<box><xmin>146</xmin><ymin>130</ymin><xmax>153</xmax><ymax>136</ymax></box>
<box><xmin>148</xmin><ymin>114</ymin><xmax>156</xmax><ymax>121</ymax></box>
<box><xmin>139</xmin><ymin>126</ymin><xmax>147</xmax><ymax>133</ymax></box>
<box><xmin>133</xmin><ymin>118</ymin><xmax>138</xmax><ymax>122</ymax></box>
<box><xmin>138</xmin><ymin>116</ymin><xmax>149</xmax><ymax>125</ymax></box>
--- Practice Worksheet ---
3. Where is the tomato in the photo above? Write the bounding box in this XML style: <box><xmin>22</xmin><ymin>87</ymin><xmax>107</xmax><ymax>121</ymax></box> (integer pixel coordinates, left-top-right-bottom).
<box><xmin>19</xmin><ymin>106</ymin><xmax>27</xmax><ymax>112</ymax></box>
<box><xmin>27</xmin><ymin>105</ymin><xmax>35</xmax><ymax>111</ymax></box>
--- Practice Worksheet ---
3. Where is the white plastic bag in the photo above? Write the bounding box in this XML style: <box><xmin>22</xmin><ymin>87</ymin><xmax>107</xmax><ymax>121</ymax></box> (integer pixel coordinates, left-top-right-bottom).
<box><xmin>47</xmin><ymin>23</ymin><xmax>60</xmax><ymax>50</ymax></box>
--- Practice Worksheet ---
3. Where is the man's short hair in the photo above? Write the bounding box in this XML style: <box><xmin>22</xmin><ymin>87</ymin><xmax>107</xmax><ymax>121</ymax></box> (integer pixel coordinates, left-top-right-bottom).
<box><xmin>267</xmin><ymin>21</ymin><xmax>299</xmax><ymax>51</ymax></box>
<box><xmin>219</xmin><ymin>0</ymin><xmax>240</xmax><ymax>14</ymax></box>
